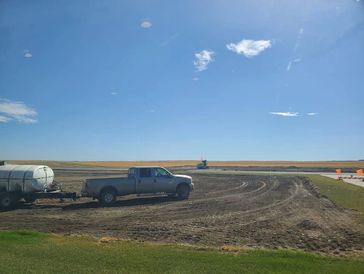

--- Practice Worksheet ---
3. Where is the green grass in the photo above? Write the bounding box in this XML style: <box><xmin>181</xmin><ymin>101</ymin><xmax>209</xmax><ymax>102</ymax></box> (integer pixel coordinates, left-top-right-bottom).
<box><xmin>0</xmin><ymin>231</ymin><xmax>363</xmax><ymax>274</ymax></box>
<box><xmin>306</xmin><ymin>174</ymin><xmax>364</xmax><ymax>216</ymax></box>
<box><xmin>0</xmin><ymin>230</ymin><xmax>46</xmax><ymax>244</ymax></box>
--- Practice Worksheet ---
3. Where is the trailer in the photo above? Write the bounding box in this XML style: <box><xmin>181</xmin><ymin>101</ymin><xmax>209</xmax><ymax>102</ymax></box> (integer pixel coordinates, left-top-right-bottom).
<box><xmin>0</xmin><ymin>190</ymin><xmax>78</xmax><ymax>209</ymax></box>
<box><xmin>0</xmin><ymin>163</ymin><xmax>78</xmax><ymax>210</ymax></box>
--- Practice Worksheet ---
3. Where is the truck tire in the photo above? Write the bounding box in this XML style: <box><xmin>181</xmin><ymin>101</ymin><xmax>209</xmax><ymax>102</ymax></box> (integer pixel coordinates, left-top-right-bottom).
<box><xmin>176</xmin><ymin>184</ymin><xmax>190</xmax><ymax>200</ymax></box>
<box><xmin>99</xmin><ymin>188</ymin><xmax>116</xmax><ymax>206</ymax></box>
<box><xmin>0</xmin><ymin>193</ymin><xmax>16</xmax><ymax>210</ymax></box>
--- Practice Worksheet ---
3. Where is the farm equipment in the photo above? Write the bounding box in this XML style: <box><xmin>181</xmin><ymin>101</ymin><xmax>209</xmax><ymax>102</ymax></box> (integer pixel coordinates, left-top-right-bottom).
<box><xmin>0</xmin><ymin>163</ymin><xmax>77</xmax><ymax>210</ymax></box>
<box><xmin>197</xmin><ymin>159</ymin><xmax>209</xmax><ymax>169</ymax></box>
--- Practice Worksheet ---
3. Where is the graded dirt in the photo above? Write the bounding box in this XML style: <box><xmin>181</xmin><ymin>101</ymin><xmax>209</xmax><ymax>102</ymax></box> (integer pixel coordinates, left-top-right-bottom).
<box><xmin>0</xmin><ymin>169</ymin><xmax>363</xmax><ymax>254</ymax></box>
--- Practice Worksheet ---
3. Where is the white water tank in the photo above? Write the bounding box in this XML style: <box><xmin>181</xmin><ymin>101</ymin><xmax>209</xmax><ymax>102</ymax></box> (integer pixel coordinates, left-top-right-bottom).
<box><xmin>0</xmin><ymin>165</ymin><xmax>54</xmax><ymax>193</ymax></box>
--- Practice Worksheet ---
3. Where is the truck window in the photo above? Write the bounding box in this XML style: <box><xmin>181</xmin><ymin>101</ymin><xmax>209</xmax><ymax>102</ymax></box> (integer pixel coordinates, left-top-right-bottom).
<box><xmin>139</xmin><ymin>168</ymin><xmax>152</xmax><ymax>178</ymax></box>
<box><xmin>128</xmin><ymin>168</ymin><xmax>135</xmax><ymax>178</ymax></box>
<box><xmin>154</xmin><ymin>168</ymin><xmax>170</xmax><ymax>177</ymax></box>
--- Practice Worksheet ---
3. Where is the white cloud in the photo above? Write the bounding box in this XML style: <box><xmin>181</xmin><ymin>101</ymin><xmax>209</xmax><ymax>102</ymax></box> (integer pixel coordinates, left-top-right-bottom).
<box><xmin>0</xmin><ymin>115</ymin><xmax>11</xmax><ymax>123</ymax></box>
<box><xmin>194</xmin><ymin>50</ymin><xmax>214</xmax><ymax>72</ymax></box>
<box><xmin>307</xmin><ymin>112</ymin><xmax>318</xmax><ymax>116</ymax></box>
<box><xmin>110</xmin><ymin>87</ymin><xmax>119</xmax><ymax>96</ymax></box>
<box><xmin>270</xmin><ymin>112</ymin><xmax>299</xmax><ymax>117</ymax></box>
<box><xmin>24</xmin><ymin>50</ymin><xmax>32</xmax><ymax>58</ymax></box>
<box><xmin>192</xmin><ymin>77</ymin><xmax>199</xmax><ymax>81</ymax></box>
<box><xmin>0</xmin><ymin>99</ymin><xmax>38</xmax><ymax>124</ymax></box>
<box><xmin>140</xmin><ymin>20</ymin><xmax>152</xmax><ymax>28</ymax></box>
<box><xmin>226</xmin><ymin>39</ymin><xmax>271</xmax><ymax>58</ymax></box>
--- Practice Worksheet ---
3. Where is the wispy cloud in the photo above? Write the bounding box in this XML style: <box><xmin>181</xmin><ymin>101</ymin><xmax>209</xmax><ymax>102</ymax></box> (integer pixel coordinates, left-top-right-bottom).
<box><xmin>293</xmin><ymin>28</ymin><xmax>304</xmax><ymax>52</ymax></box>
<box><xmin>286</xmin><ymin>27</ymin><xmax>304</xmax><ymax>71</ymax></box>
<box><xmin>110</xmin><ymin>87</ymin><xmax>119</xmax><ymax>96</ymax></box>
<box><xmin>0</xmin><ymin>99</ymin><xmax>38</xmax><ymax>124</ymax></box>
<box><xmin>160</xmin><ymin>33</ymin><xmax>179</xmax><ymax>47</ymax></box>
<box><xmin>307</xmin><ymin>112</ymin><xmax>318</xmax><ymax>116</ymax></box>
<box><xmin>140</xmin><ymin>19</ymin><xmax>152</xmax><ymax>28</ymax></box>
<box><xmin>194</xmin><ymin>50</ymin><xmax>215</xmax><ymax>72</ymax></box>
<box><xmin>270</xmin><ymin>112</ymin><xmax>299</xmax><ymax>117</ymax></box>
<box><xmin>24</xmin><ymin>49</ymin><xmax>32</xmax><ymax>58</ymax></box>
<box><xmin>226</xmin><ymin>39</ymin><xmax>272</xmax><ymax>58</ymax></box>
<box><xmin>192</xmin><ymin>77</ymin><xmax>199</xmax><ymax>81</ymax></box>
<box><xmin>286</xmin><ymin>58</ymin><xmax>302</xmax><ymax>71</ymax></box>
<box><xmin>0</xmin><ymin>115</ymin><xmax>11</xmax><ymax>123</ymax></box>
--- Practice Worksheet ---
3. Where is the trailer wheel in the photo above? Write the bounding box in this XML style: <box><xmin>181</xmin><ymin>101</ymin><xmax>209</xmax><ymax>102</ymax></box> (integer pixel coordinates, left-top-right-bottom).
<box><xmin>99</xmin><ymin>188</ymin><xmax>116</xmax><ymax>206</ymax></box>
<box><xmin>176</xmin><ymin>184</ymin><xmax>190</xmax><ymax>200</ymax></box>
<box><xmin>24</xmin><ymin>197</ymin><xmax>36</xmax><ymax>204</ymax></box>
<box><xmin>0</xmin><ymin>193</ymin><xmax>16</xmax><ymax>210</ymax></box>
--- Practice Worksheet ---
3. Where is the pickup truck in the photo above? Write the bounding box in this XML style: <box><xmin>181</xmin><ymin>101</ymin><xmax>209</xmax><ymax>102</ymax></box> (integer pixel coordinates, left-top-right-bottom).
<box><xmin>81</xmin><ymin>167</ymin><xmax>194</xmax><ymax>206</ymax></box>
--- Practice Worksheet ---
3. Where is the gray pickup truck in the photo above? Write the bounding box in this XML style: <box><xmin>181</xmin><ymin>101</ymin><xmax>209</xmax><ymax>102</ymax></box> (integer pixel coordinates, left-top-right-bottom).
<box><xmin>81</xmin><ymin>166</ymin><xmax>194</xmax><ymax>206</ymax></box>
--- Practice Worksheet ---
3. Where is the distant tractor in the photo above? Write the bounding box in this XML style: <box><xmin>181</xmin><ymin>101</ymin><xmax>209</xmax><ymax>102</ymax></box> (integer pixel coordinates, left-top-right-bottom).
<box><xmin>197</xmin><ymin>159</ymin><xmax>209</xmax><ymax>169</ymax></box>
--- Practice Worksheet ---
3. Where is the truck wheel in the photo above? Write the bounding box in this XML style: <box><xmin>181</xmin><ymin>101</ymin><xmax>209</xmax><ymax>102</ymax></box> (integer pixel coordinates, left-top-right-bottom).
<box><xmin>0</xmin><ymin>193</ymin><xmax>16</xmax><ymax>210</ymax></box>
<box><xmin>99</xmin><ymin>188</ymin><xmax>116</xmax><ymax>206</ymax></box>
<box><xmin>177</xmin><ymin>184</ymin><xmax>190</xmax><ymax>200</ymax></box>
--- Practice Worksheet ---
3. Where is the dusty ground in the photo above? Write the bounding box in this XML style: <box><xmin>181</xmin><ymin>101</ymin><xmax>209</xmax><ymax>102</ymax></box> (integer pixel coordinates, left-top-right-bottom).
<box><xmin>0</xmin><ymin>169</ymin><xmax>363</xmax><ymax>254</ymax></box>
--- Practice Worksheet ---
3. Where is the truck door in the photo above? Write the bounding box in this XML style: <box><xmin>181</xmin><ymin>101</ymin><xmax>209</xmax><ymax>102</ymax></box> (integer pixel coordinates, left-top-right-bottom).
<box><xmin>154</xmin><ymin>168</ymin><xmax>175</xmax><ymax>193</ymax></box>
<box><xmin>136</xmin><ymin>168</ymin><xmax>155</xmax><ymax>193</ymax></box>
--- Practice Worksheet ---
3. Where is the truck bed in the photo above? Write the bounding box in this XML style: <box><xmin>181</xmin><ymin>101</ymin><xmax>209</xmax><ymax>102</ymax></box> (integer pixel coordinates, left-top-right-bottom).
<box><xmin>82</xmin><ymin>177</ymin><xmax>136</xmax><ymax>197</ymax></box>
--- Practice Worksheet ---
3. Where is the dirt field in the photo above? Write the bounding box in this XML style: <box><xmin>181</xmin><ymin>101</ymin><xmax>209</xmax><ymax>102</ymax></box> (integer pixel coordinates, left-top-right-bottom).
<box><xmin>0</xmin><ymin>169</ymin><xmax>363</xmax><ymax>254</ymax></box>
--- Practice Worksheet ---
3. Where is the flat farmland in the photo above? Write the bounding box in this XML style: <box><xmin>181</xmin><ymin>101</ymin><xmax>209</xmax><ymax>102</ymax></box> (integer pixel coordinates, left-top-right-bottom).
<box><xmin>0</xmin><ymin>169</ymin><xmax>363</xmax><ymax>255</ymax></box>
<box><xmin>9</xmin><ymin>160</ymin><xmax>364</xmax><ymax>169</ymax></box>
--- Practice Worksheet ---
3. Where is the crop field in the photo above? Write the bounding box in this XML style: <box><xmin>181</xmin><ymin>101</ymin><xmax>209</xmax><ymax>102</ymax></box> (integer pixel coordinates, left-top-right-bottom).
<box><xmin>9</xmin><ymin>160</ymin><xmax>364</xmax><ymax>169</ymax></box>
<box><xmin>0</xmin><ymin>169</ymin><xmax>363</xmax><ymax>256</ymax></box>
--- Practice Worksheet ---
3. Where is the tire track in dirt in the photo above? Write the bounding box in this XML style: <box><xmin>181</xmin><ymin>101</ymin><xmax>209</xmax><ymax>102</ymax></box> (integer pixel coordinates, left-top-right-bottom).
<box><xmin>123</xmin><ymin>180</ymin><xmax>271</xmax><ymax>216</ymax></box>
<box><xmin>205</xmin><ymin>181</ymin><xmax>248</xmax><ymax>197</ymax></box>
<box><xmin>192</xmin><ymin>180</ymin><xmax>273</xmax><ymax>204</ymax></box>
<box><xmin>173</xmin><ymin>179</ymin><xmax>299</xmax><ymax>224</ymax></box>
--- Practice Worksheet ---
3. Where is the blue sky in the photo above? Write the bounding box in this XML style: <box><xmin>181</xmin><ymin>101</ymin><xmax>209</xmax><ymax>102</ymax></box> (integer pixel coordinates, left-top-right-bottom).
<box><xmin>0</xmin><ymin>0</ymin><xmax>363</xmax><ymax>161</ymax></box>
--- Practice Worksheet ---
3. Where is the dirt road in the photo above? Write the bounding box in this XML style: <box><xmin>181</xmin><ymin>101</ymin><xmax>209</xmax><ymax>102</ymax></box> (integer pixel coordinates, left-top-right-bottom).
<box><xmin>0</xmin><ymin>170</ymin><xmax>363</xmax><ymax>254</ymax></box>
